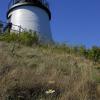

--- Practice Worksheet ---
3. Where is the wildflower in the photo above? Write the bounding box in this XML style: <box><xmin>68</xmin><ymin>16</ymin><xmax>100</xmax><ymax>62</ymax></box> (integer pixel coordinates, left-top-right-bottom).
<box><xmin>45</xmin><ymin>89</ymin><xmax>55</xmax><ymax>94</ymax></box>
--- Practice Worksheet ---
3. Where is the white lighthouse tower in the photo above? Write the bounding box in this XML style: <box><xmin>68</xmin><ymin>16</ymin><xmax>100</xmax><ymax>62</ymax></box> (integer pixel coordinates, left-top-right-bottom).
<box><xmin>7</xmin><ymin>0</ymin><xmax>53</xmax><ymax>43</ymax></box>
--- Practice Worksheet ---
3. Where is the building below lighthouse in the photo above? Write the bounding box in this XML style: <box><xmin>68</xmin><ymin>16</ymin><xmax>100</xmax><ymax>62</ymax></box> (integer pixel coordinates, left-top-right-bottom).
<box><xmin>7</xmin><ymin>0</ymin><xmax>53</xmax><ymax>43</ymax></box>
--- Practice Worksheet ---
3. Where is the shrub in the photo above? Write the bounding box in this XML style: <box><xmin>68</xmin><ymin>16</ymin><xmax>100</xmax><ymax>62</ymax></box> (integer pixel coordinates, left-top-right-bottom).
<box><xmin>87</xmin><ymin>46</ymin><xmax>100</xmax><ymax>63</ymax></box>
<box><xmin>0</xmin><ymin>33</ymin><xmax>14</xmax><ymax>42</ymax></box>
<box><xmin>0</xmin><ymin>32</ymin><xmax>39</xmax><ymax>46</ymax></box>
<box><xmin>18</xmin><ymin>32</ymin><xmax>38</xmax><ymax>46</ymax></box>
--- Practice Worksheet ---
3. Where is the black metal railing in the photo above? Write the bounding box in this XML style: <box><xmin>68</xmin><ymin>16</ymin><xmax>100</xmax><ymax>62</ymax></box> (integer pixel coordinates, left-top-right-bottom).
<box><xmin>0</xmin><ymin>21</ymin><xmax>25</xmax><ymax>33</ymax></box>
<box><xmin>8</xmin><ymin>0</ymin><xmax>49</xmax><ymax>9</ymax></box>
<box><xmin>0</xmin><ymin>20</ymin><xmax>40</xmax><ymax>34</ymax></box>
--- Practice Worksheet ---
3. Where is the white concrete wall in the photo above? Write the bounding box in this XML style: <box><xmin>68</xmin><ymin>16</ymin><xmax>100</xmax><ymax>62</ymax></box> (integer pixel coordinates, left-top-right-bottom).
<box><xmin>8</xmin><ymin>6</ymin><xmax>53</xmax><ymax>42</ymax></box>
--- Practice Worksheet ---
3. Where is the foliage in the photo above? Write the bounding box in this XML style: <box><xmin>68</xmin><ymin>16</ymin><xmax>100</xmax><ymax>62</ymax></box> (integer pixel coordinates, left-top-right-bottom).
<box><xmin>0</xmin><ymin>32</ymin><xmax>39</xmax><ymax>46</ymax></box>
<box><xmin>0</xmin><ymin>32</ymin><xmax>100</xmax><ymax>63</ymax></box>
<box><xmin>87</xmin><ymin>46</ymin><xmax>100</xmax><ymax>63</ymax></box>
<box><xmin>65</xmin><ymin>45</ymin><xmax>100</xmax><ymax>63</ymax></box>
<box><xmin>18</xmin><ymin>31</ymin><xmax>39</xmax><ymax>46</ymax></box>
<box><xmin>40</xmin><ymin>44</ymin><xmax>100</xmax><ymax>63</ymax></box>
<box><xmin>0</xmin><ymin>33</ymin><xmax>18</xmax><ymax>42</ymax></box>
<box><xmin>0</xmin><ymin>42</ymin><xmax>99</xmax><ymax>100</ymax></box>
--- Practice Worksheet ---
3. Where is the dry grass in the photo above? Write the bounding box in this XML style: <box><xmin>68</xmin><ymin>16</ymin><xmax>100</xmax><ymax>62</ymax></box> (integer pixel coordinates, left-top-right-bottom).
<box><xmin>0</xmin><ymin>42</ymin><xmax>99</xmax><ymax>100</ymax></box>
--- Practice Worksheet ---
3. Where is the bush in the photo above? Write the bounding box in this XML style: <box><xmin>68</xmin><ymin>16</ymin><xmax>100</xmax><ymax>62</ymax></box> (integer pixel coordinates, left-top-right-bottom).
<box><xmin>18</xmin><ymin>32</ymin><xmax>38</xmax><ymax>46</ymax></box>
<box><xmin>0</xmin><ymin>32</ymin><xmax>39</xmax><ymax>46</ymax></box>
<box><xmin>0</xmin><ymin>32</ymin><xmax>99</xmax><ymax>63</ymax></box>
<box><xmin>87</xmin><ymin>46</ymin><xmax>100</xmax><ymax>63</ymax></box>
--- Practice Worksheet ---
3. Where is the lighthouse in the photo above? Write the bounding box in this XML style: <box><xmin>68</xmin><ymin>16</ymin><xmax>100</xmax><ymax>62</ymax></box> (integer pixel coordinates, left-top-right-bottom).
<box><xmin>7</xmin><ymin>0</ymin><xmax>53</xmax><ymax>43</ymax></box>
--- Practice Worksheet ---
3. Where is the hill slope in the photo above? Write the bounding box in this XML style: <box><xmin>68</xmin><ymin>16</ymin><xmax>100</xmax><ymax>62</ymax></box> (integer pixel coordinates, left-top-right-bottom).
<box><xmin>0</xmin><ymin>42</ymin><xmax>99</xmax><ymax>100</ymax></box>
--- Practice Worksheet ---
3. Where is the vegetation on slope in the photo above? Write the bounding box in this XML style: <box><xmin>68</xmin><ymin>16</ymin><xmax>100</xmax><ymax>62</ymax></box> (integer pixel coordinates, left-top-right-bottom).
<box><xmin>0</xmin><ymin>41</ymin><xmax>99</xmax><ymax>100</ymax></box>
<box><xmin>0</xmin><ymin>31</ymin><xmax>39</xmax><ymax>46</ymax></box>
<box><xmin>0</xmin><ymin>32</ymin><xmax>99</xmax><ymax>100</ymax></box>
<box><xmin>0</xmin><ymin>32</ymin><xmax>100</xmax><ymax>63</ymax></box>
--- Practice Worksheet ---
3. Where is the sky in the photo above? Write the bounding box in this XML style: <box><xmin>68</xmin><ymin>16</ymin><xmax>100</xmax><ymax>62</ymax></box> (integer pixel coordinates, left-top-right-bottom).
<box><xmin>0</xmin><ymin>0</ymin><xmax>100</xmax><ymax>48</ymax></box>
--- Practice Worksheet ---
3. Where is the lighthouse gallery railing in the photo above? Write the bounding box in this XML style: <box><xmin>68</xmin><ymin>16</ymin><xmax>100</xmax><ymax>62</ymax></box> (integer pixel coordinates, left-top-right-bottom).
<box><xmin>8</xmin><ymin>0</ymin><xmax>49</xmax><ymax>9</ymax></box>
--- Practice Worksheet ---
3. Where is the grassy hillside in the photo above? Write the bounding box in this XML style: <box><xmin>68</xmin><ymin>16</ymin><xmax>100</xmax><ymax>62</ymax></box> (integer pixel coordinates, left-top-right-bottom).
<box><xmin>0</xmin><ymin>42</ymin><xmax>100</xmax><ymax>100</ymax></box>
